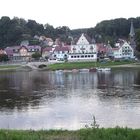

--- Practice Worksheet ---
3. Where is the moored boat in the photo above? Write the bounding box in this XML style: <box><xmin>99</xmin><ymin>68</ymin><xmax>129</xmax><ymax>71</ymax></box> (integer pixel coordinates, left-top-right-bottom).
<box><xmin>96</xmin><ymin>67</ymin><xmax>111</xmax><ymax>71</ymax></box>
<box><xmin>89</xmin><ymin>68</ymin><xmax>97</xmax><ymax>72</ymax></box>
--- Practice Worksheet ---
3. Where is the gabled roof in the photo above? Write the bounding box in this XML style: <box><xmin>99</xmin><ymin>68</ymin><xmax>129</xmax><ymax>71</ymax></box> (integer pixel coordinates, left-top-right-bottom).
<box><xmin>112</xmin><ymin>41</ymin><xmax>133</xmax><ymax>51</ymax></box>
<box><xmin>83</xmin><ymin>34</ymin><xmax>92</xmax><ymax>44</ymax></box>
<box><xmin>97</xmin><ymin>43</ymin><xmax>112</xmax><ymax>52</ymax></box>
<box><xmin>74</xmin><ymin>33</ymin><xmax>95</xmax><ymax>45</ymax></box>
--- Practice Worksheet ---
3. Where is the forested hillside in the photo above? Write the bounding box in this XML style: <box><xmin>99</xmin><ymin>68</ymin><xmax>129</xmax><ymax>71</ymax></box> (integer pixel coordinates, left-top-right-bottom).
<box><xmin>0</xmin><ymin>16</ymin><xmax>140</xmax><ymax>50</ymax></box>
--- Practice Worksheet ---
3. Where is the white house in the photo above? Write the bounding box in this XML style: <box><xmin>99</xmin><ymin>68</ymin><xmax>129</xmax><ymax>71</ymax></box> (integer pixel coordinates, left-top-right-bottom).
<box><xmin>53</xmin><ymin>45</ymin><xmax>70</xmax><ymax>61</ymax></box>
<box><xmin>112</xmin><ymin>41</ymin><xmax>134</xmax><ymax>59</ymax></box>
<box><xmin>68</xmin><ymin>33</ymin><xmax>97</xmax><ymax>61</ymax></box>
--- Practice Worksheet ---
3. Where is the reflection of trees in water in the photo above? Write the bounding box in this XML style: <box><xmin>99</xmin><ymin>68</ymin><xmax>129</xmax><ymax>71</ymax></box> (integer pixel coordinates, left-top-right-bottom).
<box><xmin>0</xmin><ymin>71</ymin><xmax>53</xmax><ymax>111</ymax></box>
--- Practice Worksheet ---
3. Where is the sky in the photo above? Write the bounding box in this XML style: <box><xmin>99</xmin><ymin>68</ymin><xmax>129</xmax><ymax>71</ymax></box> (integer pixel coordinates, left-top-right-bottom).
<box><xmin>0</xmin><ymin>0</ymin><xmax>140</xmax><ymax>29</ymax></box>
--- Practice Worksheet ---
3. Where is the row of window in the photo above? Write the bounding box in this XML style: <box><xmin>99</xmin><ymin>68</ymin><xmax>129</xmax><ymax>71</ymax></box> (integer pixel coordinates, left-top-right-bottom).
<box><xmin>70</xmin><ymin>55</ymin><xmax>95</xmax><ymax>58</ymax></box>
<box><xmin>13</xmin><ymin>49</ymin><xmax>40</xmax><ymax>52</ymax></box>
<box><xmin>122</xmin><ymin>50</ymin><xmax>132</xmax><ymax>52</ymax></box>
<box><xmin>115</xmin><ymin>53</ymin><xmax>132</xmax><ymax>56</ymax></box>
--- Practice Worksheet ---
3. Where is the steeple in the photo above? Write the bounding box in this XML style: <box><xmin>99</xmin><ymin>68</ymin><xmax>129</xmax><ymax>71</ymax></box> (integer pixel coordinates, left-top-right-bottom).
<box><xmin>129</xmin><ymin>20</ymin><xmax>135</xmax><ymax>37</ymax></box>
<box><xmin>129</xmin><ymin>20</ymin><xmax>136</xmax><ymax>49</ymax></box>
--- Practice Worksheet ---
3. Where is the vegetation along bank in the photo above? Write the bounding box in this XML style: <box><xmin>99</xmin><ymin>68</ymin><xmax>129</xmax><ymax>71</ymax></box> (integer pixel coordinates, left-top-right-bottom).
<box><xmin>0</xmin><ymin>127</ymin><xmax>140</xmax><ymax>140</ymax></box>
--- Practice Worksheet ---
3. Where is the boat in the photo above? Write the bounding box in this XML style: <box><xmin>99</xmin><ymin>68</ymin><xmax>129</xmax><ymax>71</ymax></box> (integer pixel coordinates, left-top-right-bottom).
<box><xmin>79</xmin><ymin>69</ymin><xmax>89</xmax><ymax>72</ymax></box>
<box><xmin>96</xmin><ymin>67</ymin><xmax>111</xmax><ymax>71</ymax></box>
<box><xmin>89</xmin><ymin>68</ymin><xmax>97</xmax><ymax>72</ymax></box>
<box><xmin>72</xmin><ymin>69</ymin><xmax>79</xmax><ymax>73</ymax></box>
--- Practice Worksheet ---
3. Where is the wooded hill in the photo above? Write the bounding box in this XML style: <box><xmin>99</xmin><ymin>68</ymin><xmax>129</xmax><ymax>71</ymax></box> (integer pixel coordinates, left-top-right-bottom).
<box><xmin>0</xmin><ymin>16</ymin><xmax>140</xmax><ymax>50</ymax></box>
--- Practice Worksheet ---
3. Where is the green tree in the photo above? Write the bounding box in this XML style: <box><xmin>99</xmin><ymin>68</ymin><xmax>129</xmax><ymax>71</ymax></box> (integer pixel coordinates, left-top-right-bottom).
<box><xmin>0</xmin><ymin>54</ymin><xmax>9</xmax><ymax>62</ymax></box>
<box><xmin>32</xmin><ymin>52</ymin><xmax>41</xmax><ymax>60</ymax></box>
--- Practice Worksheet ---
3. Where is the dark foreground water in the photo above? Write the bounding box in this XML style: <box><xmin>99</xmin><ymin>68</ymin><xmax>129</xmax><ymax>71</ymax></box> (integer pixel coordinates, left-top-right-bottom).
<box><xmin>0</xmin><ymin>69</ymin><xmax>140</xmax><ymax>130</ymax></box>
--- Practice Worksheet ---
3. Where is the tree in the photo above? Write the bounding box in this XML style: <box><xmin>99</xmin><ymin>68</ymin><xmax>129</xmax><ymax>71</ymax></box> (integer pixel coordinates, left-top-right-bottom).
<box><xmin>0</xmin><ymin>54</ymin><xmax>9</xmax><ymax>62</ymax></box>
<box><xmin>32</xmin><ymin>52</ymin><xmax>41</xmax><ymax>60</ymax></box>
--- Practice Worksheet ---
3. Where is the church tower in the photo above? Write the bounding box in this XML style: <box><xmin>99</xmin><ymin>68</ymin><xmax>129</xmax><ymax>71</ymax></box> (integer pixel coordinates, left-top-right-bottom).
<box><xmin>129</xmin><ymin>20</ymin><xmax>136</xmax><ymax>49</ymax></box>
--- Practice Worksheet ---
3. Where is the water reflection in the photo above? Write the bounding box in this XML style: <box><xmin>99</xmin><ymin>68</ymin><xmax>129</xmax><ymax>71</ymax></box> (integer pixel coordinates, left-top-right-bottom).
<box><xmin>0</xmin><ymin>69</ymin><xmax>140</xmax><ymax>129</ymax></box>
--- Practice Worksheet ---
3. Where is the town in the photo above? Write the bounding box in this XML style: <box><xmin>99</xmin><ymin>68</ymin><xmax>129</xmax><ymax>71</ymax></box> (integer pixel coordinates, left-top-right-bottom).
<box><xmin>0</xmin><ymin>21</ymin><xmax>136</xmax><ymax>65</ymax></box>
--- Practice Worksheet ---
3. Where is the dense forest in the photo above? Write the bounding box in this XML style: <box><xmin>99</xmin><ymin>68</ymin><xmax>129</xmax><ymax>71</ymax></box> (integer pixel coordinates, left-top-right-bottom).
<box><xmin>0</xmin><ymin>16</ymin><xmax>140</xmax><ymax>50</ymax></box>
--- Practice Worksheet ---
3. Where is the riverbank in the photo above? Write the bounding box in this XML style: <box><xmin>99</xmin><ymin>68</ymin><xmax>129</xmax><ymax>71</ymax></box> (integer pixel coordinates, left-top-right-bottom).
<box><xmin>0</xmin><ymin>61</ymin><xmax>139</xmax><ymax>71</ymax></box>
<box><xmin>47</xmin><ymin>61</ymin><xmax>139</xmax><ymax>71</ymax></box>
<box><xmin>0</xmin><ymin>127</ymin><xmax>140</xmax><ymax>140</ymax></box>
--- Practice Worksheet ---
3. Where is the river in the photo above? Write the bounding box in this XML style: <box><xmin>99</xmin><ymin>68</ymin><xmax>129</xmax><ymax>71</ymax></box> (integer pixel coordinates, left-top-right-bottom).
<box><xmin>0</xmin><ymin>69</ymin><xmax>140</xmax><ymax>130</ymax></box>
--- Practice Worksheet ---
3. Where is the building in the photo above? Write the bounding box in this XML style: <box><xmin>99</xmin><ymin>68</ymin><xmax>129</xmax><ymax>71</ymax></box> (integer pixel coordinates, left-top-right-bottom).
<box><xmin>68</xmin><ymin>33</ymin><xmax>97</xmax><ymax>61</ymax></box>
<box><xmin>5</xmin><ymin>45</ymin><xmax>41</xmax><ymax>61</ymax></box>
<box><xmin>112</xmin><ymin>40</ymin><xmax>134</xmax><ymax>59</ymax></box>
<box><xmin>42</xmin><ymin>47</ymin><xmax>54</xmax><ymax>60</ymax></box>
<box><xmin>97</xmin><ymin>43</ymin><xmax>113</xmax><ymax>59</ymax></box>
<box><xmin>53</xmin><ymin>45</ymin><xmax>70</xmax><ymax>61</ymax></box>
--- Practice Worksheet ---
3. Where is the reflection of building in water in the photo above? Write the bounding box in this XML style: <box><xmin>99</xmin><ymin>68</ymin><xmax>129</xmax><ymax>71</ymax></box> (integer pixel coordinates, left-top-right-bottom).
<box><xmin>50</xmin><ymin>72</ymin><xmax>98</xmax><ymax>91</ymax></box>
<box><xmin>113</xmin><ymin>71</ymin><xmax>135</xmax><ymax>86</ymax></box>
<box><xmin>97</xmin><ymin>72</ymin><xmax>111</xmax><ymax>88</ymax></box>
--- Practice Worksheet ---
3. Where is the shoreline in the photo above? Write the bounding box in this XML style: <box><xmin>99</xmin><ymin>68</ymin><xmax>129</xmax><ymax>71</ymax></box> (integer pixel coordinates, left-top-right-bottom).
<box><xmin>0</xmin><ymin>61</ymin><xmax>139</xmax><ymax>71</ymax></box>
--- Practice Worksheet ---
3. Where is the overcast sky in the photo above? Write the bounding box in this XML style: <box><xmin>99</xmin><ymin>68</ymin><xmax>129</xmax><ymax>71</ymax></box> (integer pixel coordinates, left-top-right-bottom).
<box><xmin>0</xmin><ymin>0</ymin><xmax>139</xmax><ymax>29</ymax></box>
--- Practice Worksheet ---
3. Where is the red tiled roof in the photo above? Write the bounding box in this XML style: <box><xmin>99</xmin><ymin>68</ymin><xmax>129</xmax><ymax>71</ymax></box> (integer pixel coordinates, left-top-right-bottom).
<box><xmin>97</xmin><ymin>43</ymin><xmax>108</xmax><ymax>52</ymax></box>
<box><xmin>43</xmin><ymin>47</ymin><xmax>53</xmax><ymax>52</ymax></box>
<box><xmin>112</xmin><ymin>48</ymin><xmax>119</xmax><ymax>50</ymax></box>
<box><xmin>54</xmin><ymin>46</ymin><xmax>70</xmax><ymax>52</ymax></box>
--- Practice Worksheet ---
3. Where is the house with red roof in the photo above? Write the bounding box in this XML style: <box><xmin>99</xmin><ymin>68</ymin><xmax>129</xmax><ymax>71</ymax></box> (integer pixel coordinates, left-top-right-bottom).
<box><xmin>69</xmin><ymin>33</ymin><xmax>97</xmax><ymax>61</ymax></box>
<box><xmin>5</xmin><ymin>45</ymin><xmax>41</xmax><ymax>61</ymax></box>
<box><xmin>53</xmin><ymin>45</ymin><xmax>70</xmax><ymax>61</ymax></box>
<box><xmin>97</xmin><ymin>43</ymin><xmax>113</xmax><ymax>58</ymax></box>
<box><xmin>42</xmin><ymin>47</ymin><xmax>54</xmax><ymax>60</ymax></box>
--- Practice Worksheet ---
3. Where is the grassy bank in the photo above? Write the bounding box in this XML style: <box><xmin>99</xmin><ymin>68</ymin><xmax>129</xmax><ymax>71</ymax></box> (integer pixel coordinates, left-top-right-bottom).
<box><xmin>0</xmin><ymin>128</ymin><xmax>140</xmax><ymax>140</ymax></box>
<box><xmin>48</xmin><ymin>61</ymin><xmax>136</xmax><ymax>70</ymax></box>
<box><xmin>0</xmin><ymin>65</ymin><xmax>20</xmax><ymax>70</ymax></box>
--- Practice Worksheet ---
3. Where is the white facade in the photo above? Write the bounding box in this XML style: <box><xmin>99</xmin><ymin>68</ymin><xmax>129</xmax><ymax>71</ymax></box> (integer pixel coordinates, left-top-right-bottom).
<box><xmin>53</xmin><ymin>46</ymin><xmax>70</xmax><ymax>61</ymax></box>
<box><xmin>68</xmin><ymin>33</ymin><xmax>97</xmax><ymax>61</ymax></box>
<box><xmin>113</xmin><ymin>42</ymin><xmax>134</xmax><ymax>59</ymax></box>
<box><xmin>53</xmin><ymin>51</ymin><xmax>69</xmax><ymax>60</ymax></box>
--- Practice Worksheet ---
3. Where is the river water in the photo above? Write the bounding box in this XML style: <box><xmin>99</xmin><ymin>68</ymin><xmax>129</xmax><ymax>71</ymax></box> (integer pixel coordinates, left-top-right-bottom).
<box><xmin>0</xmin><ymin>69</ymin><xmax>140</xmax><ymax>130</ymax></box>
